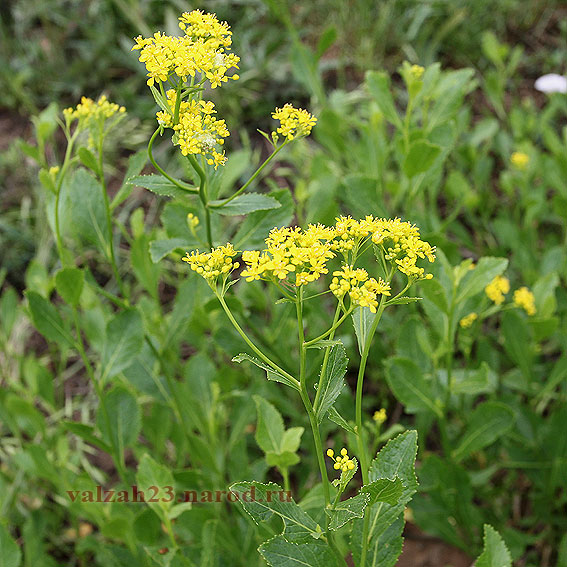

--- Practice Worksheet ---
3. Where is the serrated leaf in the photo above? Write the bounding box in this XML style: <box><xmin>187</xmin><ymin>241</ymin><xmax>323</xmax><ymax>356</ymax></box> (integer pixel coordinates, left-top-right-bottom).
<box><xmin>453</xmin><ymin>401</ymin><xmax>515</xmax><ymax>462</ymax></box>
<box><xmin>360</xmin><ymin>477</ymin><xmax>404</xmax><ymax>506</ymax></box>
<box><xmin>111</xmin><ymin>150</ymin><xmax>147</xmax><ymax>210</ymax></box>
<box><xmin>230</xmin><ymin>481</ymin><xmax>321</xmax><ymax>544</ymax></box>
<box><xmin>351</xmin><ymin>516</ymin><xmax>404</xmax><ymax>567</ymax></box>
<box><xmin>233</xmin><ymin>353</ymin><xmax>299</xmax><ymax>391</ymax></box>
<box><xmin>259</xmin><ymin>535</ymin><xmax>338</xmax><ymax>567</ymax></box>
<box><xmin>326</xmin><ymin>493</ymin><xmax>371</xmax><ymax>530</ymax></box>
<box><xmin>101</xmin><ymin>309</ymin><xmax>144</xmax><ymax>383</ymax></box>
<box><xmin>129</xmin><ymin>174</ymin><xmax>195</xmax><ymax>198</ymax></box>
<box><xmin>315</xmin><ymin>343</ymin><xmax>348</xmax><ymax>423</ymax></box>
<box><xmin>327</xmin><ymin>407</ymin><xmax>356</xmax><ymax>434</ymax></box>
<box><xmin>25</xmin><ymin>291</ymin><xmax>74</xmax><ymax>348</ymax></box>
<box><xmin>209</xmin><ymin>193</ymin><xmax>281</xmax><ymax>216</ymax></box>
<box><xmin>386</xmin><ymin>296</ymin><xmax>422</xmax><ymax>305</ymax></box>
<box><xmin>475</xmin><ymin>525</ymin><xmax>512</xmax><ymax>567</ymax></box>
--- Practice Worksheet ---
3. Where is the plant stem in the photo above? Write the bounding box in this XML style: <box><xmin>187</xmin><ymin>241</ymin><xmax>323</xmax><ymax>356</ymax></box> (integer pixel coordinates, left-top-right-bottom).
<box><xmin>211</xmin><ymin>140</ymin><xmax>290</xmax><ymax>206</ymax></box>
<box><xmin>295</xmin><ymin>289</ymin><xmax>346</xmax><ymax>566</ymax></box>
<box><xmin>147</xmin><ymin>128</ymin><xmax>198</xmax><ymax>193</ymax></box>
<box><xmin>304</xmin><ymin>307</ymin><xmax>354</xmax><ymax>347</ymax></box>
<box><xmin>187</xmin><ymin>154</ymin><xmax>213</xmax><ymax>248</ymax></box>
<box><xmin>313</xmin><ymin>303</ymin><xmax>342</xmax><ymax>413</ymax></box>
<box><xmin>216</xmin><ymin>293</ymin><xmax>299</xmax><ymax>389</ymax></box>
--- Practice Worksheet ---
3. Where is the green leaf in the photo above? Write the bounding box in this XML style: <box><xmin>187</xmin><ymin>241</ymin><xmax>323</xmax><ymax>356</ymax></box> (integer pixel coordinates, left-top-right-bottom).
<box><xmin>315</xmin><ymin>343</ymin><xmax>348</xmax><ymax>422</ymax></box>
<box><xmin>136</xmin><ymin>453</ymin><xmax>175</xmax><ymax>519</ymax></box>
<box><xmin>351</xmin><ymin>430</ymin><xmax>418</xmax><ymax>562</ymax></box>
<box><xmin>128</xmin><ymin>174</ymin><xmax>195</xmax><ymax>199</ymax></box>
<box><xmin>453</xmin><ymin>402</ymin><xmax>515</xmax><ymax>462</ymax></box>
<box><xmin>327</xmin><ymin>407</ymin><xmax>356</xmax><ymax>434</ymax></box>
<box><xmin>326</xmin><ymin>493</ymin><xmax>370</xmax><ymax>530</ymax></box>
<box><xmin>111</xmin><ymin>150</ymin><xmax>147</xmax><ymax>210</ymax></box>
<box><xmin>306</xmin><ymin>339</ymin><xmax>343</xmax><ymax>350</ymax></box>
<box><xmin>281</xmin><ymin>427</ymin><xmax>304</xmax><ymax>453</ymax></box>
<box><xmin>476</xmin><ymin>525</ymin><xmax>512</xmax><ymax>567</ymax></box>
<box><xmin>232</xmin><ymin>189</ymin><xmax>294</xmax><ymax>249</ymax></box>
<box><xmin>365</xmin><ymin>71</ymin><xmax>402</xmax><ymax>129</ymax></box>
<box><xmin>360</xmin><ymin>477</ymin><xmax>404</xmax><ymax>506</ymax></box>
<box><xmin>149</xmin><ymin>238</ymin><xmax>194</xmax><ymax>263</ymax></box>
<box><xmin>316</xmin><ymin>25</ymin><xmax>337</xmax><ymax>59</ymax></box>
<box><xmin>97</xmin><ymin>385</ymin><xmax>141</xmax><ymax>455</ymax></box>
<box><xmin>25</xmin><ymin>291</ymin><xmax>74</xmax><ymax>348</ymax></box>
<box><xmin>253</xmin><ymin>395</ymin><xmax>285</xmax><ymax>455</ymax></box>
<box><xmin>0</xmin><ymin>524</ymin><xmax>21</xmax><ymax>567</ymax></box>
<box><xmin>62</xmin><ymin>169</ymin><xmax>110</xmax><ymax>256</ymax></box>
<box><xmin>352</xmin><ymin>306</ymin><xmax>375</xmax><ymax>356</ymax></box>
<box><xmin>230</xmin><ymin>481</ymin><xmax>322</xmax><ymax>544</ymax></box>
<box><xmin>385</xmin><ymin>296</ymin><xmax>422</xmax><ymax>305</ymax></box>
<box><xmin>452</xmin><ymin>362</ymin><xmax>496</xmax><ymax>396</ymax></box>
<box><xmin>62</xmin><ymin>421</ymin><xmax>112</xmax><ymax>453</ymax></box>
<box><xmin>502</xmin><ymin>311</ymin><xmax>533</xmax><ymax>380</ymax></box>
<box><xmin>455</xmin><ymin>257</ymin><xmax>508</xmax><ymax>303</ymax></box>
<box><xmin>385</xmin><ymin>357</ymin><xmax>442</xmax><ymax>417</ymax></box>
<box><xmin>233</xmin><ymin>353</ymin><xmax>299</xmax><ymax>391</ymax></box>
<box><xmin>101</xmin><ymin>309</ymin><xmax>144</xmax><ymax>382</ymax></box>
<box><xmin>78</xmin><ymin>146</ymin><xmax>100</xmax><ymax>174</ymax></box>
<box><xmin>402</xmin><ymin>140</ymin><xmax>442</xmax><ymax>178</ymax></box>
<box><xmin>55</xmin><ymin>267</ymin><xmax>84</xmax><ymax>307</ymax></box>
<box><xmin>259</xmin><ymin>535</ymin><xmax>338</xmax><ymax>567</ymax></box>
<box><xmin>209</xmin><ymin>193</ymin><xmax>281</xmax><ymax>216</ymax></box>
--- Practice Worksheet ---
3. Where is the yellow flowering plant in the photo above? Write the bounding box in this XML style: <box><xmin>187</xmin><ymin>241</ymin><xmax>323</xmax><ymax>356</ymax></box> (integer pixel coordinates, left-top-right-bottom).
<box><xmin>131</xmin><ymin>9</ymin><xmax>316</xmax><ymax>249</ymax></box>
<box><xmin>186</xmin><ymin>215</ymin><xmax>435</xmax><ymax>564</ymax></box>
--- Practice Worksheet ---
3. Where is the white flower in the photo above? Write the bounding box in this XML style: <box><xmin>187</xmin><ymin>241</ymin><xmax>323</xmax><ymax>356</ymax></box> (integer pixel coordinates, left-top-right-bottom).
<box><xmin>534</xmin><ymin>74</ymin><xmax>567</xmax><ymax>94</ymax></box>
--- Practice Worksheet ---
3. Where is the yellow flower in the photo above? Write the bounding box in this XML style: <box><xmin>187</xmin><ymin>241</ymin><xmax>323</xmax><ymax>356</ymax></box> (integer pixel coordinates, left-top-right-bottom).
<box><xmin>459</xmin><ymin>312</ymin><xmax>478</xmax><ymax>328</ymax></box>
<box><xmin>132</xmin><ymin>10</ymin><xmax>239</xmax><ymax>89</ymax></box>
<box><xmin>410</xmin><ymin>64</ymin><xmax>425</xmax><ymax>80</ymax></box>
<box><xmin>513</xmin><ymin>287</ymin><xmax>536</xmax><ymax>316</ymax></box>
<box><xmin>510</xmin><ymin>152</ymin><xmax>529</xmax><ymax>170</ymax></box>
<box><xmin>157</xmin><ymin>90</ymin><xmax>229</xmax><ymax>168</ymax></box>
<box><xmin>373</xmin><ymin>408</ymin><xmax>387</xmax><ymax>424</ymax></box>
<box><xmin>271</xmin><ymin>104</ymin><xmax>317</xmax><ymax>141</ymax></box>
<box><xmin>63</xmin><ymin>95</ymin><xmax>125</xmax><ymax>124</ymax></box>
<box><xmin>187</xmin><ymin>213</ymin><xmax>199</xmax><ymax>228</ymax></box>
<box><xmin>327</xmin><ymin>447</ymin><xmax>355</xmax><ymax>472</ymax></box>
<box><xmin>485</xmin><ymin>276</ymin><xmax>510</xmax><ymax>305</ymax></box>
<box><xmin>183</xmin><ymin>243</ymin><xmax>239</xmax><ymax>286</ymax></box>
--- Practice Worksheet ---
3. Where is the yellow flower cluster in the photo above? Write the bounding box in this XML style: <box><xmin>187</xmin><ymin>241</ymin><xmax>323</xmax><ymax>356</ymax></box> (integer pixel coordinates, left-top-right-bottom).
<box><xmin>132</xmin><ymin>10</ymin><xmax>239</xmax><ymax>88</ymax></box>
<box><xmin>326</xmin><ymin>448</ymin><xmax>355</xmax><ymax>472</ymax></box>
<box><xmin>459</xmin><ymin>312</ymin><xmax>478</xmax><ymax>328</ymax></box>
<box><xmin>485</xmin><ymin>276</ymin><xmax>510</xmax><ymax>305</ymax></box>
<box><xmin>63</xmin><ymin>95</ymin><xmax>125</xmax><ymax>123</ymax></box>
<box><xmin>510</xmin><ymin>151</ymin><xmax>529</xmax><ymax>170</ymax></box>
<box><xmin>241</xmin><ymin>225</ymin><xmax>335</xmax><ymax>286</ymax></box>
<box><xmin>410</xmin><ymin>64</ymin><xmax>425</xmax><ymax>80</ymax></box>
<box><xmin>373</xmin><ymin>408</ymin><xmax>387</xmax><ymax>424</ymax></box>
<box><xmin>272</xmin><ymin>104</ymin><xmax>317</xmax><ymax>141</ymax></box>
<box><xmin>513</xmin><ymin>287</ymin><xmax>536</xmax><ymax>316</ymax></box>
<box><xmin>157</xmin><ymin>90</ymin><xmax>229</xmax><ymax>168</ymax></box>
<box><xmin>330</xmin><ymin>265</ymin><xmax>391</xmax><ymax>313</ymax></box>
<box><xmin>182</xmin><ymin>244</ymin><xmax>239</xmax><ymax>286</ymax></box>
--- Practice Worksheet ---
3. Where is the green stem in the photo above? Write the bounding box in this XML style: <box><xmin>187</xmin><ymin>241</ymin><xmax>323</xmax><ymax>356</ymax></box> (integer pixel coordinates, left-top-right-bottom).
<box><xmin>295</xmin><ymin>290</ymin><xmax>346</xmax><ymax>566</ymax></box>
<box><xmin>187</xmin><ymin>154</ymin><xmax>213</xmax><ymax>248</ymax></box>
<box><xmin>304</xmin><ymin>307</ymin><xmax>353</xmax><ymax>347</ymax></box>
<box><xmin>313</xmin><ymin>303</ymin><xmax>342</xmax><ymax>413</ymax></box>
<box><xmin>71</xmin><ymin>307</ymin><xmax>127</xmax><ymax>483</ymax></box>
<box><xmin>147</xmin><ymin>128</ymin><xmax>198</xmax><ymax>193</ymax></box>
<box><xmin>210</xmin><ymin>140</ymin><xmax>290</xmax><ymax>207</ymax></box>
<box><xmin>355</xmin><ymin>291</ymin><xmax>389</xmax><ymax>567</ymax></box>
<box><xmin>97</xmin><ymin>135</ymin><xmax>125</xmax><ymax>297</ymax></box>
<box><xmin>216</xmin><ymin>293</ymin><xmax>299</xmax><ymax>389</ymax></box>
